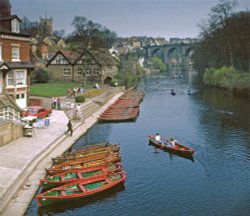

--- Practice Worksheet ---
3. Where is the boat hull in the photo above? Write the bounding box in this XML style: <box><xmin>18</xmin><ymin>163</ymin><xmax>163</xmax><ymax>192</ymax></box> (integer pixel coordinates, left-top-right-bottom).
<box><xmin>148</xmin><ymin>136</ymin><xmax>194</xmax><ymax>158</ymax></box>
<box><xmin>40</xmin><ymin>162</ymin><xmax>122</xmax><ymax>190</ymax></box>
<box><xmin>36</xmin><ymin>171</ymin><xmax>126</xmax><ymax>206</ymax></box>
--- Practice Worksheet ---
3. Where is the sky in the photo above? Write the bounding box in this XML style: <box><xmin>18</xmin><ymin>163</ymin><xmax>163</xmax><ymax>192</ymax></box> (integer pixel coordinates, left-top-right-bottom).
<box><xmin>11</xmin><ymin>0</ymin><xmax>250</xmax><ymax>40</ymax></box>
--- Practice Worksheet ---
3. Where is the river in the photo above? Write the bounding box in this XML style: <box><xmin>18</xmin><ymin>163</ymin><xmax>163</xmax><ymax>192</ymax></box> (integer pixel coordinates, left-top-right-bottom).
<box><xmin>25</xmin><ymin>73</ymin><xmax>250</xmax><ymax>216</ymax></box>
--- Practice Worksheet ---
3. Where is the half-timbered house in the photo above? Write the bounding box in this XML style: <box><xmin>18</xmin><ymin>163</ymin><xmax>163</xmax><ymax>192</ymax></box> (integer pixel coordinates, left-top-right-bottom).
<box><xmin>46</xmin><ymin>49</ymin><xmax>118</xmax><ymax>84</ymax></box>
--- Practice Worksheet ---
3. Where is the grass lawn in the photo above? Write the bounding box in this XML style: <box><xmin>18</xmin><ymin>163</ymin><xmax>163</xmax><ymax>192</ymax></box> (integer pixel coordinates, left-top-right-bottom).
<box><xmin>30</xmin><ymin>83</ymin><xmax>93</xmax><ymax>97</ymax></box>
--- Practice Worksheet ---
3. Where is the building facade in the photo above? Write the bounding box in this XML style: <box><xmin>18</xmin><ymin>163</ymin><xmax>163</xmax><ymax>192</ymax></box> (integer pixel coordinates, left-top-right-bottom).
<box><xmin>0</xmin><ymin>0</ymin><xmax>34</xmax><ymax>109</ymax></box>
<box><xmin>46</xmin><ymin>49</ymin><xmax>118</xmax><ymax>84</ymax></box>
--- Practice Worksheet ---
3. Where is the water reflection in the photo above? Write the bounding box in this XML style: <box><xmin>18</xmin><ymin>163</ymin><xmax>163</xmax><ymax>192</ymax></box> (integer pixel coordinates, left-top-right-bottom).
<box><xmin>72</xmin><ymin>124</ymin><xmax>113</xmax><ymax>151</ymax></box>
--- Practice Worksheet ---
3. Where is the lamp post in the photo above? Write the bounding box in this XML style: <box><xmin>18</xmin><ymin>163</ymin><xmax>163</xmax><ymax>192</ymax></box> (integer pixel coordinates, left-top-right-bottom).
<box><xmin>83</xmin><ymin>59</ymin><xmax>88</xmax><ymax>87</ymax></box>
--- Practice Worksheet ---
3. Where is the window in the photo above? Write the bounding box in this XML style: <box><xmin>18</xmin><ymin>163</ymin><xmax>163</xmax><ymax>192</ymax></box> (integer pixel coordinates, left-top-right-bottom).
<box><xmin>11</xmin><ymin>45</ymin><xmax>20</xmax><ymax>61</ymax></box>
<box><xmin>11</xmin><ymin>19</ymin><xmax>20</xmax><ymax>33</ymax></box>
<box><xmin>94</xmin><ymin>68</ymin><xmax>100</xmax><ymax>75</ymax></box>
<box><xmin>16</xmin><ymin>70</ymin><xmax>26</xmax><ymax>86</ymax></box>
<box><xmin>7</xmin><ymin>71</ymin><xmax>14</xmax><ymax>86</ymax></box>
<box><xmin>0</xmin><ymin>45</ymin><xmax>2</xmax><ymax>61</ymax></box>
<box><xmin>63</xmin><ymin>68</ymin><xmax>71</xmax><ymax>76</ymax></box>
<box><xmin>76</xmin><ymin>68</ymin><xmax>82</xmax><ymax>76</ymax></box>
<box><xmin>16</xmin><ymin>94</ymin><xmax>25</xmax><ymax>100</ymax></box>
<box><xmin>86</xmin><ymin>69</ymin><xmax>91</xmax><ymax>76</ymax></box>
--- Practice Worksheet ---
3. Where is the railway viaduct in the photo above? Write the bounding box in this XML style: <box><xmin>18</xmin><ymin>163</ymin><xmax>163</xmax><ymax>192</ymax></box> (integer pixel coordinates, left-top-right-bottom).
<box><xmin>144</xmin><ymin>38</ymin><xmax>198</xmax><ymax>77</ymax></box>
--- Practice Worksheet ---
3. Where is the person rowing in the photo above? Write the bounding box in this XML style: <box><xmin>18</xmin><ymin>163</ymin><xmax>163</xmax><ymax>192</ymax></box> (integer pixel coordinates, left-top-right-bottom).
<box><xmin>171</xmin><ymin>89</ymin><xmax>176</xmax><ymax>96</ymax></box>
<box><xmin>168</xmin><ymin>137</ymin><xmax>177</xmax><ymax>147</ymax></box>
<box><xmin>155</xmin><ymin>133</ymin><xmax>165</xmax><ymax>147</ymax></box>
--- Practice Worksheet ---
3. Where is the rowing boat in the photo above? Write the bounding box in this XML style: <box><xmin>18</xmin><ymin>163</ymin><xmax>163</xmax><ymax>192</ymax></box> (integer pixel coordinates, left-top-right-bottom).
<box><xmin>46</xmin><ymin>153</ymin><xmax>121</xmax><ymax>175</ymax></box>
<box><xmin>36</xmin><ymin>171</ymin><xmax>126</xmax><ymax>206</ymax></box>
<box><xmin>52</xmin><ymin>144</ymin><xmax>120</xmax><ymax>164</ymax></box>
<box><xmin>148</xmin><ymin>136</ymin><xmax>195</xmax><ymax>157</ymax></box>
<box><xmin>40</xmin><ymin>162</ymin><xmax>122</xmax><ymax>190</ymax></box>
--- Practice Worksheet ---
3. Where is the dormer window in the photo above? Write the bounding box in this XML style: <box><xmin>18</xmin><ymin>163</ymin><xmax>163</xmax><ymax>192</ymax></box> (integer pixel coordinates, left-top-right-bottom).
<box><xmin>11</xmin><ymin>19</ymin><xmax>20</xmax><ymax>33</ymax></box>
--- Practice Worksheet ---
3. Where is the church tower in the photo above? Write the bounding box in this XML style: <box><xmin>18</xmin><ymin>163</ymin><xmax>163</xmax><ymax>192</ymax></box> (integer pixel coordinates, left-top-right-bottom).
<box><xmin>39</xmin><ymin>13</ymin><xmax>53</xmax><ymax>36</ymax></box>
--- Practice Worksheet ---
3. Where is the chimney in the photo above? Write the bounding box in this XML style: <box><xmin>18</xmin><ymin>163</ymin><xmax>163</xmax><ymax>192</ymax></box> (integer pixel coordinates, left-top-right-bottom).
<box><xmin>0</xmin><ymin>0</ymin><xmax>12</xmax><ymax>18</ymax></box>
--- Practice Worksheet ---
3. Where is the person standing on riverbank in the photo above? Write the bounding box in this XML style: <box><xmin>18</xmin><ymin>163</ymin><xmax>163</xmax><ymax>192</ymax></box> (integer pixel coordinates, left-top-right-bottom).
<box><xmin>65</xmin><ymin>120</ymin><xmax>73</xmax><ymax>136</ymax></box>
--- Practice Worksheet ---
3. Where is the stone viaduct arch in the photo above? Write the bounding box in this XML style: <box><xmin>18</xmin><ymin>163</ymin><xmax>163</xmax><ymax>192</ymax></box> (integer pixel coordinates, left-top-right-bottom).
<box><xmin>144</xmin><ymin>41</ymin><xmax>196</xmax><ymax>77</ymax></box>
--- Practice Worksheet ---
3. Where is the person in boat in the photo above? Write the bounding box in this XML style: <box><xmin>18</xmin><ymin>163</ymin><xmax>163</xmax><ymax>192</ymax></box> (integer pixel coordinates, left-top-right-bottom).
<box><xmin>171</xmin><ymin>89</ymin><xmax>176</xmax><ymax>96</ymax></box>
<box><xmin>169</xmin><ymin>138</ymin><xmax>176</xmax><ymax>147</ymax></box>
<box><xmin>187</xmin><ymin>90</ymin><xmax>191</xmax><ymax>95</ymax></box>
<box><xmin>155</xmin><ymin>133</ymin><xmax>165</xmax><ymax>146</ymax></box>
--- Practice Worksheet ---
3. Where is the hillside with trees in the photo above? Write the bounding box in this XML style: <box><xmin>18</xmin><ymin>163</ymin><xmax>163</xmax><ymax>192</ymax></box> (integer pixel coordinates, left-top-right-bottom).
<box><xmin>192</xmin><ymin>0</ymin><xmax>250</xmax><ymax>95</ymax></box>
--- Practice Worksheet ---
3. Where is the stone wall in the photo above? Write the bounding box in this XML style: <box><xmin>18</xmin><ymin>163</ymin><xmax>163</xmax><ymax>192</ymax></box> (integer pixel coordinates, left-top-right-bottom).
<box><xmin>0</xmin><ymin>122</ymin><xmax>23</xmax><ymax>147</ymax></box>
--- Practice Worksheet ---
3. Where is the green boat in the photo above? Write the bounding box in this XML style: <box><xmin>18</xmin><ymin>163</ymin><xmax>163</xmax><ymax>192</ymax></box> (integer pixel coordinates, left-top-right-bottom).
<box><xmin>36</xmin><ymin>171</ymin><xmax>126</xmax><ymax>206</ymax></box>
<box><xmin>40</xmin><ymin>162</ymin><xmax>122</xmax><ymax>189</ymax></box>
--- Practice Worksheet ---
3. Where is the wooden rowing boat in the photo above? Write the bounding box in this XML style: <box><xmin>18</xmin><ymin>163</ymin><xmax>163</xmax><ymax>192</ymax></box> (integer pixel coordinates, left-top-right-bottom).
<box><xmin>52</xmin><ymin>144</ymin><xmax>120</xmax><ymax>164</ymax></box>
<box><xmin>148</xmin><ymin>136</ymin><xmax>195</xmax><ymax>157</ymax></box>
<box><xmin>46</xmin><ymin>153</ymin><xmax>121</xmax><ymax>175</ymax></box>
<box><xmin>98</xmin><ymin>107</ymin><xmax>139</xmax><ymax>122</ymax></box>
<box><xmin>36</xmin><ymin>171</ymin><xmax>126</xmax><ymax>206</ymax></box>
<box><xmin>40</xmin><ymin>162</ymin><xmax>122</xmax><ymax>190</ymax></box>
<box><xmin>97</xmin><ymin>90</ymin><xmax>143</xmax><ymax>122</ymax></box>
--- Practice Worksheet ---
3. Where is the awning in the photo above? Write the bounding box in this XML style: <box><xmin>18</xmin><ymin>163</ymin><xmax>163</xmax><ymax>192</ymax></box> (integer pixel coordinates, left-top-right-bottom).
<box><xmin>0</xmin><ymin>61</ymin><xmax>35</xmax><ymax>70</ymax></box>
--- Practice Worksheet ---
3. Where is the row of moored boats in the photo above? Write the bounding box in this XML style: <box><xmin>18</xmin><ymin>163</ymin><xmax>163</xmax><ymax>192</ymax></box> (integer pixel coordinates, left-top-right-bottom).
<box><xmin>36</xmin><ymin>143</ymin><xmax>126</xmax><ymax>206</ymax></box>
<box><xmin>98</xmin><ymin>90</ymin><xmax>145</xmax><ymax>122</ymax></box>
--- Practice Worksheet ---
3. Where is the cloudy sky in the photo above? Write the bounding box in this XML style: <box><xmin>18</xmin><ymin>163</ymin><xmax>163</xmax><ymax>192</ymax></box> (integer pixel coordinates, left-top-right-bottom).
<box><xmin>11</xmin><ymin>0</ymin><xmax>250</xmax><ymax>40</ymax></box>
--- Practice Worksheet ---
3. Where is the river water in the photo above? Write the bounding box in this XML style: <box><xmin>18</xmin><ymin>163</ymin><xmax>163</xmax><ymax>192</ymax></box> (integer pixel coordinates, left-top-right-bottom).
<box><xmin>26</xmin><ymin>73</ymin><xmax>250</xmax><ymax>216</ymax></box>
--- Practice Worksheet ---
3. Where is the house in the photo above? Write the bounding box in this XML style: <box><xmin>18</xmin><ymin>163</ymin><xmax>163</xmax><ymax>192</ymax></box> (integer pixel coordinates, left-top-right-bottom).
<box><xmin>46</xmin><ymin>49</ymin><xmax>118</xmax><ymax>84</ymax></box>
<box><xmin>0</xmin><ymin>0</ymin><xmax>35</xmax><ymax>109</ymax></box>
<box><xmin>57</xmin><ymin>38</ymin><xmax>66</xmax><ymax>48</ymax></box>
<box><xmin>154</xmin><ymin>37</ymin><xmax>167</xmax><ymax>46</ymax></box>
<box><xmin>131</xmin><ymin>37</ymin><xmax>142</xmax><ymax>49</ymax></box>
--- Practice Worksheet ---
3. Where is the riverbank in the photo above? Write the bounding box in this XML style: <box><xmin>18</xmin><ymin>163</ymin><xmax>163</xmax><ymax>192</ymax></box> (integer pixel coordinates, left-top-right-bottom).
<box><xmin>0</xmin><ymin>87</ymin><xmax>124</xmax><ymax>216</ymax></box>
<box><xmin>203</xmin><ymin>66</ymin><xmax>250</xmax><ymax>98</ymax></box>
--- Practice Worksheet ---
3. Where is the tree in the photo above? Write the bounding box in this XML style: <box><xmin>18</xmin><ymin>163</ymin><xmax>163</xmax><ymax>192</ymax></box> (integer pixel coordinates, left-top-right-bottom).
<box><xmin>208</xmin><ymin>0</ymin><xmax>238</xmax><ymax>31</ymax></box>
<box><xmin>69</xmin><ymin>15</ymin><xmax>117</xmax><ymax>50</ymax></box>
<box><xmin>150</xmin><ymin>57</ymin><xmax>166</xmax><ymax>72</ymax></box>
<box><xmin>32</xmin><ymin>69</ymin><xmax>49</xmax><ymax>83</ymax></box>
<box><xmin>20</xmin><ymin>16</ymin><xmax>39</xmax><ymax>37</ymax></box>
<box><xmin>192</xmin><ymin>0</ymin><xmax>250</xmax><ymax>79</ymax></box>
<box><xmin>53</xmin><ymin>29</ymin><xmax>65</xmax><ymax>39</ymax></box>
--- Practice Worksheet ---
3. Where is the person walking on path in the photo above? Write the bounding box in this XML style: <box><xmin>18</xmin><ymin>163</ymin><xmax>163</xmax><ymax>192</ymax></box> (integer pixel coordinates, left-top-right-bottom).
<box><xmin>65</xmin><ymin>120</ymin><xmax>73</xmax><ymax>136</ymax></box>
<box><xmin>56</xmin><ymin>97</ymin><xmax>61</xmax><ymax>110</ymax></box>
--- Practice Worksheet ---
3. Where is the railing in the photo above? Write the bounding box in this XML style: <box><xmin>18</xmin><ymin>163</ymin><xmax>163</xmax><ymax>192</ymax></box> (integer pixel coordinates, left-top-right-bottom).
<box><xmin>0</xmin><ymin>107</ymin><xmax>24</xmax><ymax>125</ymax></box>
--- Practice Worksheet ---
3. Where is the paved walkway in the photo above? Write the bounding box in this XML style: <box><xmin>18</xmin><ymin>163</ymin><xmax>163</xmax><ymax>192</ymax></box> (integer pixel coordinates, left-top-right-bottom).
<box><xmin>0</xmin><ymin>89</ymin><xmax>124</xmax><ymax>216</ymax></box>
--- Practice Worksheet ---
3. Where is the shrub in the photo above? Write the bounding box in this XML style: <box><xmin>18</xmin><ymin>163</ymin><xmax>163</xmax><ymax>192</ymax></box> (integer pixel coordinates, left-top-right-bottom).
<box><xmin>203</xmin><ymin>66</ymin><xmax>250</xmax><ymax>91</ymax></box>
<box><xmin>75</xmin><ymin>95</ymin><xmax>85</xmax><ymax>103</ymax></box>
<box><xmin>32</xmin><ymin>69</ymin><xmax>49</xmax><ymax>83</ymax></box>
<box><xmin>150</xmin><ymin>57</ymin><xmax>167</xmax><ymax>72</ymax></box>
<box><xmin>111</xmin><ymin>79</ymin><xmax>118</xmax><ymax>86</ymax></box>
